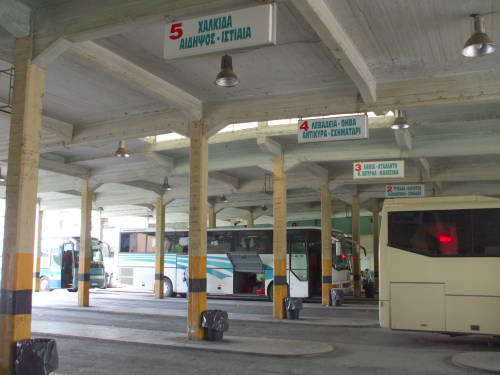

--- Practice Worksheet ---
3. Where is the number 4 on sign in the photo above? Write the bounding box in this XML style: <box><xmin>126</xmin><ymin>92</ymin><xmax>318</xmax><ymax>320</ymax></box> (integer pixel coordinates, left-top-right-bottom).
<box><xmin>299</xmin><ymin>121</ymin><xmax>309</xmax><ymax>132</ymax></box>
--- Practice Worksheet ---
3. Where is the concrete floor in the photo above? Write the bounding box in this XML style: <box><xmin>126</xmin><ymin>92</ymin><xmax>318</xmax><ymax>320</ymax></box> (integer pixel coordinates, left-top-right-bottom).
<box><xmin>31</xmin><ymin>290</ymin><xmax>500</xmax><ymax>375</ymax></box>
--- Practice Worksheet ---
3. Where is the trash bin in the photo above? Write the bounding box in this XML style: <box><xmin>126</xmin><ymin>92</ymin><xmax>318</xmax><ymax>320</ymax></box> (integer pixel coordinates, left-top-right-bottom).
<box><xmin>331</xmin><ymin>288</ymin><xmax>344</xmax><ymax>307</ymax></box>
<box><xmin>201</xmin><ymin>310</ymin><xmax>229</xmax><ymax>341</ymax></box>
<box><xmin>15</xmin><ymin>338</ymin><xmax>58</xmax><ymax>375</ymax></box>
<box><xmin>364</xmin><ymin>281</ymin><xmax>375</xmax><ymax>299</ymax></box>
<box><xmin>285</xmin><ymin>297</ymin><xmax>303</xmax><ymax>320</ymax></box>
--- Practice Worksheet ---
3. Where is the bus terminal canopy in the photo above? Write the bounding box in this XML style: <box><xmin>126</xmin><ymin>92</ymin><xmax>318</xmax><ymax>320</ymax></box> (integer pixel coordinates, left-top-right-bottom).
<box><xmin>0</xmin><ymin>0</ymin><xmax>500</xmax><ymax>224</ymax></box>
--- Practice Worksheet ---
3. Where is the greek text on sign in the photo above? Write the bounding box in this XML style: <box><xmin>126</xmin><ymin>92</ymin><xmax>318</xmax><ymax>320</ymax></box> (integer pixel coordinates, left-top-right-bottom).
<box><xmin>386</xmin><ymin>184</ymin><xmax>425</xmax><ymax>198</ymax></box>
<box><xmin>353</xmin><ymin>161</ymin><xmax>405</xmax><ymax>179</ymax></box>
<box><xmin>164</xmin><ymin>4</ymin><xmax>276</xmax><ymax>59</ymax></box>
<box><xmin>298</xmin><ymin>115</ymin><xmax>368</xmax><ymax>143</ymax></box>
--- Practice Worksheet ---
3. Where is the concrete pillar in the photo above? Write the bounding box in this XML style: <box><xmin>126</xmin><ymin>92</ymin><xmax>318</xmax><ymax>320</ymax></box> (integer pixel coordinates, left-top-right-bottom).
<box><xmin>272</xmin><ymin>157</ymin><xmax>287</xmax><ymax>318</ymax></box>
<box><xmin>78</xmin><ymin>180</ymin><xmax>92</xmax><ymax>307</ymax></box>
<box><xmin>320</xmin><ymin>184</ymin><xmax>332</xmax><ymax>306</ymax></box>
<box><xmin>372</xmin><ymin>198</ymin><xmax>380</xmax><ymax>289</ymax></box>
<box><xmin>33</xmin><ymin>205</ymin><xmax>43</xmax><ymax>292</ymax></box>
<box><xmin>208</xmin><ymin>205</ymin><xmax>216</xmax><ymax>228</ymax></box>
<box><xmin>247</xmin><ymin>210</ymin><xmax>254</xmax><ymax>228</ymax></box>
<box><xmin>187</xmin><ymin>121</ymin><xmax>208</xmax><ymax>340</ymax></box>
<box><xmin>154</xmin><ymin>195</ymin><xmax>165</xmax><ymax>299</ymax></box>
<box><xmin>0</xmin><ymin>36</ymin><xmax>46</xmax><ymax>375</ymax></box>
<box><xmin>351</xmin><ymin>195</ymin><xmax>362</xmax><ymax>297</ymax></box>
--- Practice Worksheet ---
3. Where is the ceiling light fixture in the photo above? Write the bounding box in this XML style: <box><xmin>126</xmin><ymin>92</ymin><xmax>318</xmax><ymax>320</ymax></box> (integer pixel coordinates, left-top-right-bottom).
<box><xmin>462</xmin><ymin>14</ymin><xmax>496</xmax><ymax>57</ymax></box>
<box><xmin>221</xmin><ymin>195</ymin><xmax>229</xmax><ymax>203</ymax></box>
<box><xmin>215</xmin><ymin>54</ymin><xmax>239</xmax><ymax>87</ymax></box>
<box><xmin>0</xmin><ymin>167</ymin><xmax>5</xmax><ymax>182</ymax></box>
<box><xmin>115</xmin><ymin>140</ymin><xmax>130</xmax><ymax>158</ymax></box>
<box><xmin>162</xmin><ymin>177</ymin><xmax>172</xmax><ymax>191</ymax></box>
<box><xmin>390</xmin><ymin>110</ymin><xmax>411</xmax><ymax>130</ymax></box>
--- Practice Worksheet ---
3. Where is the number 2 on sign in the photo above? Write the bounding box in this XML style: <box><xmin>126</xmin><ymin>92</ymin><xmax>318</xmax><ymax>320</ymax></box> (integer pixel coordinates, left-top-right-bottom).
<box><xmin>354</xmin><ymin>163</ymin><xmax>362</xmax><ymax>172</ymax></box>
<box><xmin>386</xmin><ymin>185</ymin><xmax>393</xmax><ymax>193</ymax></box>
<box><xmin>169</xmin><ymin>23</ymin><xmax>183</xmax><ymax>40</ymax></box>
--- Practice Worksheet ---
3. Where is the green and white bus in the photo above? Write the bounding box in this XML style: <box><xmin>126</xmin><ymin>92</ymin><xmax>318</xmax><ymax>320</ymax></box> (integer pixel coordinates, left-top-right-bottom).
<box><xmin>117</xmin><ymin>227</ymin><xmax>359</xmax><ymax>298</ymax></box>
<box><xmin>40</xmin><ymin>237</ymin><xmax>107</xmax><ymax>291</ymax></box>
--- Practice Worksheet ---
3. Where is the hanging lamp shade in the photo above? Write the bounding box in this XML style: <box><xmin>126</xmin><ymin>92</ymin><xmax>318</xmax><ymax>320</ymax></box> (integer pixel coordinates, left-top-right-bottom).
<box><xmin>391</xmin><ymin>110</ymin><xmax>410</xmax><ymax>130</ymax></box>
<box><xmin>215</xmin><ymin>54</ymin><xmax>239</xmax><ymax>87</ymax></box>
<box><xmin>221</xmin><ymin>195</ymin><xmax>229</xmax><ymax>203</ymax></box>
<box><xmin>0</xmin><ymin>167</ymin><xmax>5</xmax><ymax>182</ymax></box>
<box><xmin>462</xmin><ymin>14</ymin><xmax>496</xmax><ymax>57</ymax></box>
<box><xmin>162</xmin><ymin>177</ymin><xmax>172</xmax><ymax>191</ymax></box>
<box><xmin>115</xmin><ymin>140</ymin><xmax>130</xmax><ymax>158</ymax></box>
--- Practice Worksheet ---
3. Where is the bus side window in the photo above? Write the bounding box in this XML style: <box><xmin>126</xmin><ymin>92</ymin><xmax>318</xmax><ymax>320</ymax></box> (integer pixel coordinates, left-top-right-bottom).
<box><xmin>208</xmin><ymin>231</ymin><xmax>232</xmax><ymax>253</ymax></box>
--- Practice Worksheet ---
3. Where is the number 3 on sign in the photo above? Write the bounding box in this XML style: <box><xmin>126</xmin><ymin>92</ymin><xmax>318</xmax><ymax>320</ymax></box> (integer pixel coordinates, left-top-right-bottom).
<box><xmin>169</xmin><ymin>23</ymin><xmax>183</xmax><ymax>40</ymax></box>
<box><xmin>386</xmin><ymin>185</ymin><xmax>393</xmax><ymax>193</ymax></box>
<box><xmin>354</xmin><ymin>163</ymin><xmax>362</xmax><ymax>172</ymax></box>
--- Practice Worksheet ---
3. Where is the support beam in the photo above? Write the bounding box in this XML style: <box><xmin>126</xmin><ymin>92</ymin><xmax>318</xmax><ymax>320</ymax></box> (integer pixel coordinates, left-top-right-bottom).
<box><xmin>320</xmin><ymin>184</ymin><xmax>332</xmax><ymax>306</ymax></box>
<box><xmin>33</xmin><ymin>204</ymin><xmax>43</xmax><ymax>292</ymax></box>
<box><xmin>0</xmin><ymin>36</ymin><xmax>45</xmax><ymax>375</ymax></box>
<box><xmin>78</xmin><ymin>180</ymin><xmax>93</xmax><ymax>307</ymax></box>
<box><xmin>70</xmin><ymin>42</ymin><xmax>202</xmax><ymax>120</ymax></box>
<box><xmin>208</xmin><ymin>206</ymin><xmax>216</xmax><ymax>229</ymax></box>
<box><xmin>418</xmin><ymin>158</ymin><xmax>431</xmax><ymax>180</ymax></box>
<box><xmin>372</xmin><ymin>198</ymin><xmax>380</xmax><ymax>289</ymax></box>
<box><xmin>351</xmin><ymin>194</ymin><xmax>362</xmax><ymax>297</ymax></box>
<box><xmin>146</xmin><ymin>151</ymin><xmax>175</xmax><ymax>171</ymax></box>
<box><xmin>187</xmin><ymin>121</ymin><xmax>208</xmax><ymax>340</ymax></box>
<box><xmin>41</xmin><ymin>116</ymin><xmax>73</xmax><ymax>143</ymax></box>
<box><xmin>304</xmin><ymin>162</ymin><xmax>329</xmax><ymax>184</ymax></box>
<box><xmin>0</xmin><ymin>28</ymin><xmax>16</xmax><ymax>64</ymax></box>
<box><xmin>292</xmin><ymin>0</ymin><xmax>376</xmax><ymax>104</ymax></box>
<box><xmin>272</xmin><ymin>156</ymin><xmax>287</xmax><ymax>318</ymax></box>
<box><xmin>0</xmin><ymin>0</ymin><xmax>30</xmax><ymax>38</ymax></box>
<box><xmin>39</xmin><ymin>157</ymin><xmax>90</xmax><ymax>179</ymax></box>
<box><xmin>154</xmin><ymin>194</ymin><xmax>165</xmax><ymax>299</ymax></box>
<box><xmin>119</xmin><ymin>180</ymin><xmax>164</xmax><ymax>195</ymax></box>
<box><xmin>257</xmin><ymin>136</ymin><xmax>282</xmax><ymax>157</ymax></box>
<box><xmin>208</xmin><ymin>171</ymin><xmax>240</xmax><ymax>191</ymax></box>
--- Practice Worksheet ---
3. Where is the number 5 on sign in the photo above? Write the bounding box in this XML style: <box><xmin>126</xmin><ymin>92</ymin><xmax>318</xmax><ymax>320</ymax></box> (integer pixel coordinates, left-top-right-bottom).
<box><xmin>169</xmin><ymin>23</ymin><xmax>183</xmax><ymax>40</ymax></box>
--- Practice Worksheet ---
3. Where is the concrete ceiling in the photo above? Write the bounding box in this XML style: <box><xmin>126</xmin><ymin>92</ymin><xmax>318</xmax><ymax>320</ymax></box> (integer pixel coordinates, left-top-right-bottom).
<box><xmin>1</xmin><ymin>0</ymin><xmax>500</xmax><ymax>227</ymax></box>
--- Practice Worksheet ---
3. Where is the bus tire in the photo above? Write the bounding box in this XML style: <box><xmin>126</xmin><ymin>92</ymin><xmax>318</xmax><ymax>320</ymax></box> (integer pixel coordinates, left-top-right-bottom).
<box><xmin>40</xmin><ymin>277</ymin><xmax>52</xmax><ymax>292</ymax></box>
<box><xmin>267</xmin><ymin>282</ymin><xmax>289</xmax><ymax>302</ymax></box>
<box><xmin>164</xmin><ymin>278</ymin><xmax>174</xmax><ymax>297</ymax></box>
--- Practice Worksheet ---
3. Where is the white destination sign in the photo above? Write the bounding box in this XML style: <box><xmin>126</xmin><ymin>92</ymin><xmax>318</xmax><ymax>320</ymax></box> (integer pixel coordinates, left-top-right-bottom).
<box><xmin>386</xmin><ymin>184</ymin><xmax>425</xmax><ymax>198</ymax></box>
<box><xmin>353</xmin><ymin>161</ymin><xmax>405</xmax><ymax>179</ymax></box>
<box><xmin>297</xmin><ymin>115</ymin><xmax>368</xmax><ymax>143</ymax></box>
<box><xmin>164</xmin><ymin>4</ymin><xmax>276</xmax><ymax>59</ymax></box>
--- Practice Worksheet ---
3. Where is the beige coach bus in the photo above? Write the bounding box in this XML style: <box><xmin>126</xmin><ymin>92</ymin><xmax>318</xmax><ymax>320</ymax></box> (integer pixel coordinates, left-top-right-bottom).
<box><xmin>379</xmin><ymin>196</ymin><xmax>500</xmax><ymax>336</ymax></box>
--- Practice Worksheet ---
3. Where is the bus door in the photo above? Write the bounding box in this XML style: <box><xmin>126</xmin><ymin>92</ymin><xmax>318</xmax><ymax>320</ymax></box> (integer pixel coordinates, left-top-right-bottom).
<box><xmin>288</xmin><ymin>231</ymin><xmax>310</xmax><ymax>297</ymax></box>
<box><xmin>227</xmin><ymin>252</ymin><xmax>263</xmax><ymax>294</ymax></box>
<box><xmin>48</xmin><ymin>245</ymin><xmax>63</xmax><ymax>289</ymax></box>
<box><xmin>61</xmin><ymin>242</ymin><xmax>75</xmax><ymax>288</ymax></box>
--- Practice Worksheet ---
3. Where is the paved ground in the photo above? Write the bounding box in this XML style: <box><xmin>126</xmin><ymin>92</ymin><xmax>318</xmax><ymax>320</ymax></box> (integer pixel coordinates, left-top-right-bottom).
<box><xmin>31</xmin><ymin>289</ymin><xmax>500</xmax><ymax>375</ymax></box>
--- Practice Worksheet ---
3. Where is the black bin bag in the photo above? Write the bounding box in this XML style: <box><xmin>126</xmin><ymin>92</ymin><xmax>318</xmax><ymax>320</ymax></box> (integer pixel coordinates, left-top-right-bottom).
<box><xmin>201</xmin><ymin>310</ymin><xmax>229</xmax><ymax>341</ymax></box>
<box><xmin>15</xmin><ymin>338</ymin><xmax>58</xmax><ymax>375</ymax></box>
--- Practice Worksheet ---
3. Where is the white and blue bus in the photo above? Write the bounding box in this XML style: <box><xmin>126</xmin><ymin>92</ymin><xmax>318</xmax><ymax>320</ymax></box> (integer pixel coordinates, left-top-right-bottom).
<box><xmin>117</xmin><ymin>227</ymin><xmax>357</xmax><ymax>298</ymax></box>
<box><xmin>40</xmin><ymin>237</ymin><xmax>107</xmax><ymax>291</ymax></box>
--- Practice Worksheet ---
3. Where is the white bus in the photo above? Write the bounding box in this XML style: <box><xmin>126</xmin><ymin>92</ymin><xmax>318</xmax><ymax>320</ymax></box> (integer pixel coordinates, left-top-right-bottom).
<box><xmin>379</xmin><ymin>196</ymin><xmax>500</xmax><ymax>336</ymax></box>
<box><xmin>117</xmin><ymin>227</ymin><xmax>358</xmax><ymax>298</ymax></box>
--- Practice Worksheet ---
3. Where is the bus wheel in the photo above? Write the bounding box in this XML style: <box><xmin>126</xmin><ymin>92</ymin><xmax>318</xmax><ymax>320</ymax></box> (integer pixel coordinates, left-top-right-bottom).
<box><xmin>67</xmin><ymin>287</ymin><xmax>78</xmax><ymax>292</ymax></box>
<box><xmin>164</xmin><ymin>278</ymin><xmax>174</xmax><ymax>297</ymax></box>
<box><xmin>40</xmin><ymin>277</ymin><xmax>52</xmax><ymax>292</ymax></box>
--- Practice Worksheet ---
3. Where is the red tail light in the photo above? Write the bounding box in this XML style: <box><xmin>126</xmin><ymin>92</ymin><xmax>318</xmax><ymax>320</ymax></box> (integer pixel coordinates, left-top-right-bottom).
<box><xmin>351</xmin><ymin>256</ymin><xmax>355</xmax><ymax>262</ymax></box>
<box><xmin>341</xmin><ymin>254</ymin><xmax>347</xmax><ymax>260</ymax></box>
<box><xmin>438</xmin><ymin>234</ymin><xmax>453</xmax><ymax>244</ymax></box>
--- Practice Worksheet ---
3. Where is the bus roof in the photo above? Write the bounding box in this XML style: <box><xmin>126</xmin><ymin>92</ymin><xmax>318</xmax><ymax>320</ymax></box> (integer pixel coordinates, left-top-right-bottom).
<box><xmin>121</xmin><ymin>226</ymin><xmax>346</xmax><ymax>234</ymax></box>
<box><xmin>383</xmin><ymin>195</ymin><xmax>500</xmax><ymax>211</ymax></box>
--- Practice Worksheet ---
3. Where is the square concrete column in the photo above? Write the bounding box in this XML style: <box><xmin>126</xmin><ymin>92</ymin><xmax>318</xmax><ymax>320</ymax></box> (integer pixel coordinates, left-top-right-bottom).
<box><xmin>154</xmin><ymin>194</ymin><xmax>166</xmax><ymax>299</ymax></box>
<box><xmin>247</xmin><ymin>210</ymin><xmax>254</xmax><ymax>228</ymax></box>
<box><xmin>272</xmin><ymin>157</ymin><xmax>287</xmax><ymax>318</ymax></box>
<box><xmin>372</xmin><ymin>198</ymin><xmax>380</xmax><ymax>289</ymax></box>
<box><xmin>320</xmin><ymin>184</ymin><xmax>332</xmax><ymax>306</ymax></box>
<box><xmin>351</xmin><ymin>195</ymin><xmax>362</xmax><ymax>297</ymax></box>
<box><xmin>78</xmin><ymin>180</ymin><xmax>93</xmax><ymax>307</ymax></box>
<box><xmin>33</xmin><ymin>205</ymin><xmax>43</xmax><ymax>292</ymax></box>
<box><xmin>0</xmin><ymin>36</ymin><xmax>46</xmax><ymax>375</ymax></box>
<box><xmin>208</xmin><ymin>205</ymin><xmax>216</xmax><ymax>228</ymax></box>
<box><xmin>187</xmin><ymin>121</ymin><xmax>208</xmax><ymax>340</ymax></box>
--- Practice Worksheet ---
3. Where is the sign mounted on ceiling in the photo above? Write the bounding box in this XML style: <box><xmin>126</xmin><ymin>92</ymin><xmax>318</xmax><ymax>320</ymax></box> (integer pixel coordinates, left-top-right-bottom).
<box><xmin>297</xmin><ymin>115</ymin><xmax>368</xmax><ymax>143</ymax></box>
<box><xmin>385</xmin><ymin>184</ymin><xmax>425</xmax><ymax>198</ymax></box>
<box><xmin>164</xmin><ymin>4</ymin><xmax>276</xmax><ymax>60</ymax></box>
<box><xmin>353</xmin><ymin>161</ymin><xmax>405</xmax><ymax>179</ymax></box>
